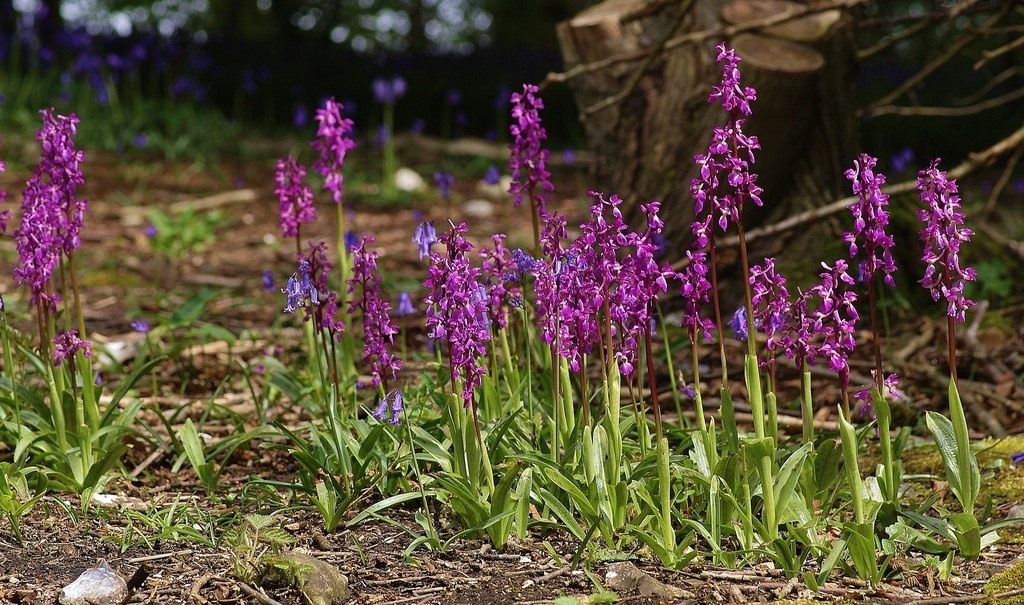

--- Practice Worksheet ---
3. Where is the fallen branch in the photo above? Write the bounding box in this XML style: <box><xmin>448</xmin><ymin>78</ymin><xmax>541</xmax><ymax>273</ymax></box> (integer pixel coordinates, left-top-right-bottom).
<box><xmin>236</xmin><ymin>580</ymin><xmax>285</xmax><ymax>605</ymax></box>
<box><xmin>980</xmin><ymin>140</ymin><xmax>1024</xmax><ymax>217</ymax></box>
<box><xmin>974</xmin><ymin>33</ymin><xmax>1024</xmax><ymax>71</ymax></box>
<box><xmin>861</xmin><ymin>4</ymin><xmax>1011</xmax><ymax>116</ymax></box>
<box><xmin>908</xmin><ymin>587</ymin><xmax>1024</xmax><ymax>604</ymax></box>
<box><xmin>867</xmin><ymin>86</ymin><xmax>1024</xmax><ymax>118</ymax></box>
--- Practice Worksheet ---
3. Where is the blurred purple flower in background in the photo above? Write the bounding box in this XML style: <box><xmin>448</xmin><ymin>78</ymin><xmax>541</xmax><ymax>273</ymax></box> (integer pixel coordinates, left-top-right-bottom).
<box><xmin>261</xmin><ymin>270</ymin><xmax>275</xmax><ymax>292</ymax></box>
<box><xmin>53</xmin><ymin>330</ymin><xmax>91</xmax><ymax>366</ymax></box>
<box><xmin>508</xmin><ymin>84</ymin><xmax>554</xmax><ymax>210</ymax></box>
<box><xmin>293</xmin><ymin>104</ymin><xmax>308</xmax><ymax>128</ymax></box>
<box><xmin>130</xmin><ymin>319</ymin><xmax>150</xmax><ymax>334</ymax></box>
<box><xmin>312</xmin><ymin>98</ymin><xmax>357</xmax><ymax>206</ymax></box>
<box><xmin>344</xmin><ymin>230</ymin><xmax>359</xmax><ymax>251</ymax></box>
<box><xmin>274</xmin><ymin>156</ymin><xmax>316</xmax><ymax>239</ymax></box>
<box><xmin>396</xmin><ymin>291</ymin><xmax>415</xmax><ymax>316</ymax></box>
<box><xmin>372</xmin><ymin>76</ymin><xmax>406</xmax><ymax>105</ymax></box>
<box><xmin>483</xmin><ymin>165</ymin><xmax>501</xmax><ymax>186</ymax></box>
<box><xmin>890</xmin><ymin>147</ymin><xmax>914</xmax><ymax>173</ymax></box>
<box><xmin>434</xmin><ymin>171</ymin><xmax>454</xmax><ymax>201</ymax></box>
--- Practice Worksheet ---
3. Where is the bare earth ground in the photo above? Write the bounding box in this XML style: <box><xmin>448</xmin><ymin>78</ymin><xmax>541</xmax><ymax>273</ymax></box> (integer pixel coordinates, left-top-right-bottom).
<box><xmin>0</xmin><ymin>143</ymin><xmax>1023</xmax><ymax>604</ymax></box>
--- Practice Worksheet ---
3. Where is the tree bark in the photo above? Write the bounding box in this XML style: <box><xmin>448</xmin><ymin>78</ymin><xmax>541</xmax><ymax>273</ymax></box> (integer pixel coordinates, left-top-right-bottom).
<box><xmin>556</xmin><ymin>0</ymin><xmax>858</xmax><ymax>270</ymax></box>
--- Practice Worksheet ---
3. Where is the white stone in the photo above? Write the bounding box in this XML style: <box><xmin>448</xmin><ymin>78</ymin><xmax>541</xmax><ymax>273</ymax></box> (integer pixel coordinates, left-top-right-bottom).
<box><xmin>394</xmin><ymin>168</ymin><xmax>426</xmax><ymax>192</ymax></box>
<box><xmin>59</xmin><ymin>561</ymin><xmax>128</xmax><ymax>605</ymax></box>
<box><xmin>463</xmin><ymin>199</ymin><xmax>494</xmax><ymax>218</ymax></box>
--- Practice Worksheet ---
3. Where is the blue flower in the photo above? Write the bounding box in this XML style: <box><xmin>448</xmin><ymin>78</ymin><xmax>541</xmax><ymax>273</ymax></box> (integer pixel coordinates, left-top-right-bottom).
<box><xmin>730</xmin><ymin>306</ymin><xmax>748</xmax><ymax>342</ymax></box>
<box><xmin>483</xmin><ymin>165</ymin><xmax>501</xmax><ymax>186</ymax></box>
<box><xmin>396</xmin><ymin>291</ymin><xmax>415</xmax><ymax>316</ymax></box>
<box><xmin>372</xmin><ymin>390</ymin><xmax>404</xmax><ymax>425</ymax></box>
<box><xmin>261</xmin><ymin>270</ymin><xmax>275</xmax><ymax>292</ymax></box>
<box><xmin>130</xmin><ymin>319</ymin><xmax>150</xmax><ymax>334</ymax></box>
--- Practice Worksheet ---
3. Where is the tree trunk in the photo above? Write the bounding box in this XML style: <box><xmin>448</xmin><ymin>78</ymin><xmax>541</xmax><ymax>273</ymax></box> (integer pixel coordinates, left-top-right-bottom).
<box><xmin>556</xmin><ymin>0</ymin><xmax>858</xmax><ymax>270</ymax></box>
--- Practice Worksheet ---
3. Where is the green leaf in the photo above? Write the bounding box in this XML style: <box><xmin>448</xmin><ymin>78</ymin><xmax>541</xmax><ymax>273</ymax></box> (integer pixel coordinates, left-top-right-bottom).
<box><xmin>774</xmin><ymin>442</ymin><xmax>812</xmax><ymax>518</ymax></box>
<box><xmin>925</xmin><ymin>411</ymin><xmax>967</xmax><ymax>508</ymax></box>
<box><xmin>347</xmin><ymin>492</ymin><xmax>429</xmax><ymax>527</ymax></box>
<box><xmin>949</xmin><ymin>511</ymin><xmax>981</xmax><ymax>560</ymax></box>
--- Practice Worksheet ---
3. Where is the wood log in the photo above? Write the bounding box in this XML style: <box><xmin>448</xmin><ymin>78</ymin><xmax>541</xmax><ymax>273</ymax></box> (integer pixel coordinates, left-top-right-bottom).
<box><xmin>556</xmin><ymin>0</ymin><xmax>858</xmax><ymax>280</ymax></box>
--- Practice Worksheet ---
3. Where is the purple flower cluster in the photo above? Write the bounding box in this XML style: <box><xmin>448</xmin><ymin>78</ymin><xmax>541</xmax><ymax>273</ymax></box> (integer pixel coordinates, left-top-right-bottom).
<box><xmin>917</xmin><ymin>159</ymin><xmax>976</xmax><ymax>323</ymax></box>
<box><xmin>678</xmin><ymin>250</ymin><xmax>715</xmax><ymax>342</ymax></box>
<box><xmin>690</xmin><ymin>44</ymin><xmax>763</xmax><ymax>246</ymax></box>
<box><xmin>508</xmin><ymin>84</ymin><xmax>554</xmax><ymax>209</ymax></box>
<box><xmin>478</xmin><ymin>233</ymin><xmax>518</xmax><ymax>328</ymax></box>
<box><xmin>348</xmin><ymin>236</ymin><xmax>401</xmax><ymax>389</ymax></box>
<box><xmin>609</xmin><ymin>202</ymin><xmax>673</xmax><ymax>375</ymax></box>
<box><xmin>808</xmin><ymin>259</ymin><xmax>859</xmax><ymax>388</ymax></box>
<box><xmin>312</xmin><ymin>98</ymin><xmax>357</xmax><ymax>206</ymax></box>
<box><xmin>853</xmin><ymin>371</ymin><xmax>905</xmax><ymax>422</ymax></box>
<box><xmin>274</xmin><ymin>156</ymin><xmax>316</xmax><ymax>238</ymax></box>
<box><xmin>372</xmin><ymin>76</ymin><xmax>407</xmax><ymax>105</ymax></box>
<box><xmin>531</xmin><ymin>194</ymin><xmax>673</xmax><ymax>376</ymax></box>
<box><xmin>13</xmin><ymin>110</ymin><xmax>88</xmax><ymax>307</ymax></box>
<box><xmin>53</xmin><ymin>329</ymin><xmax>91</xmax><ymax>366</ymax></box>
<box><xmin>423</xmin><ymin>223</ymin><xmax>492</xmax><ymax>407</ymax></box>
<box><xmin>749</xmin><ymin>257</ymin><xmax>791</xmax><ymax>356</ymax></box>
<box><xmin>844</xmin><ymin>154</ymin><xmax>897</xmax><ymax>287</ymax></box>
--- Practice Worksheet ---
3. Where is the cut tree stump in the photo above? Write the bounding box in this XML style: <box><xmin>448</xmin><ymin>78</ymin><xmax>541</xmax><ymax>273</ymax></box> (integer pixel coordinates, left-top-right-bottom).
<box><xmin>556</xmin><ymin>0</ymin><xmax>858</xmax><ymax>277</ymax></box>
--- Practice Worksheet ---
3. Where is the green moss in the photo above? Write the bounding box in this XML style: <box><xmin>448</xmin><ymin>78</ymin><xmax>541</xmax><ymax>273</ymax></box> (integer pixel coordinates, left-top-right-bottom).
<box><xmin>900</xmin><ymin>443</ymin><xmax>945</xmax><ymax>475</ymax></box>
<box><xmin>985</xmin><ymin>557</ymin><xmax>1024</xmax><ymax>603</ymax></box>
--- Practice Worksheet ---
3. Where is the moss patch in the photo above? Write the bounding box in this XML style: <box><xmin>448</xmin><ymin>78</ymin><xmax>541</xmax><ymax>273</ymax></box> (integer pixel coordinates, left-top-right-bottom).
<box><xmin>985</xmin><ymin>556</ymin><xmax>1024</xmax><ymax>604</ymax></box>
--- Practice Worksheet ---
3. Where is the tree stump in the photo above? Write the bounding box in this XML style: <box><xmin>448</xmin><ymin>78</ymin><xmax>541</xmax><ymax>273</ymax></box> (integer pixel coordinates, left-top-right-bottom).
<box><xmin>556</xmin><ymin>0</ymin><xmax>858</xmax><ymax>271</ymax></box>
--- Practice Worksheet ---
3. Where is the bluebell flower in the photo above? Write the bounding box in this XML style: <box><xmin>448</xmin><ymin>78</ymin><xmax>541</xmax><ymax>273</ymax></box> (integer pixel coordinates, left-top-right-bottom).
<box><xmin>413</xmin><ymin>220</ymin><xmax>438</xmax><ymax>261</ymax></box>
<box><xmin>130</xmin><ymin>319</ymin><xmax>150</xmax><ymax>334</ymax></box>
<box><xmin>282</xmin><ymin>259</ymin><xmax>318</xmax><ymax>313</ymax></box>
<box><xmin>261</xmin><ymin>270</ymin><xmax>275</xmax><ymax>292</ymax></box>
<box><xmin>483</xmin><ymin>165</ymin><xmax>501</xmax><ymax>186</ymax></box>
<box><xmin>730</xmin><ymin>306</ymin><xmax>748</xmax><ymax>342</ymax></box>
<box><xmin>396</xmin><ymin>291</ymin><xmax>415</xmax><ymax>316</ymax></box>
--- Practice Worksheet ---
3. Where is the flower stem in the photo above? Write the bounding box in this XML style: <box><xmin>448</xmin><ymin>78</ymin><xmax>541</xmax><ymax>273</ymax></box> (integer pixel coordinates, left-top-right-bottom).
<box><xmin>868</xmin><ymin>278</ymin><xmax>883</xmax><ymax>390</ymax></box>
<box><xmin>644</xmin><ymin>325</ymin><xmax>663</xmax><ymax>442</ymax></box>
<box><xmin>689</xmin><ymin>327</ymin><xmax>707</xmax><ymax>433</ymax></box>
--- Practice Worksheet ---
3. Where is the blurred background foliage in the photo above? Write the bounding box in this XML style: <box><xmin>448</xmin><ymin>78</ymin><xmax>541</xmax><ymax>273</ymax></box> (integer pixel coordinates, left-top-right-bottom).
<box><xmin>0</xmin><ymin>0</ymin><xmax>1020</xmax><ymax>164</ymax></box>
